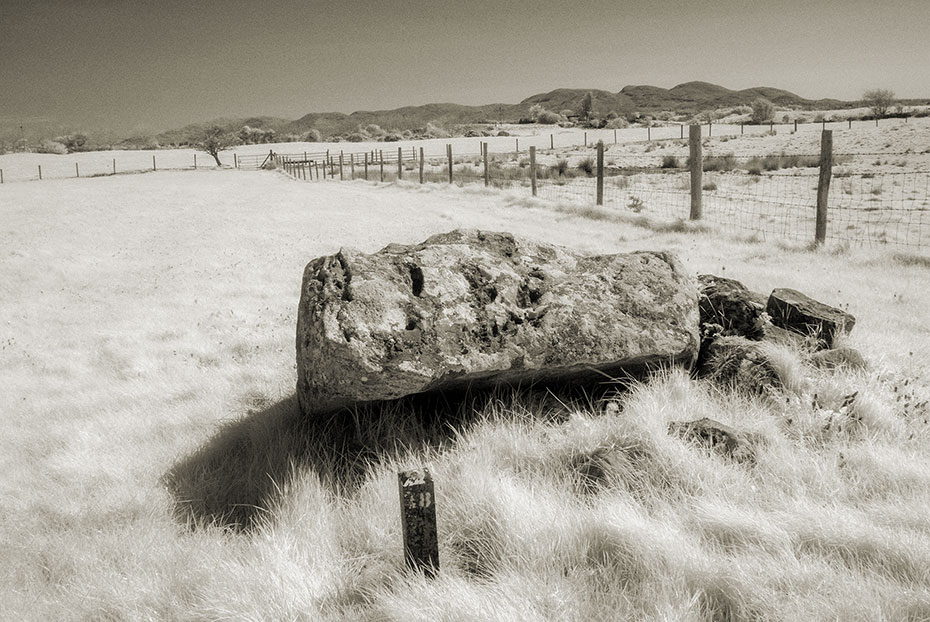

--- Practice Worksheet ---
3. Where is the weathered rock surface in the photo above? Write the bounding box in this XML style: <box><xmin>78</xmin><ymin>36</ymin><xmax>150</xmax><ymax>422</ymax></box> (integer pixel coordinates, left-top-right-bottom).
<box><xmin>668</xmin><ymin>417</ymin><xmax>763</xmax><ymax>465</ymax></box>
<box><xmin>296</xmin><ymin>229</ymin><xmax>700</xmax><ymax>416</ymax></box>
<box><xmin>809</xmin><ymin>346</ymin><xmax>867</xmax><ymax>371</ymax></box>
<box><xmin>766</xmin><ymin>288</ymin><xmax>855</xmax><ymax>350</ymax></box>
<box><xmin>698</xmin><ymin>275</ymin><xmax>766</xmax><ymax>340</ymax></box>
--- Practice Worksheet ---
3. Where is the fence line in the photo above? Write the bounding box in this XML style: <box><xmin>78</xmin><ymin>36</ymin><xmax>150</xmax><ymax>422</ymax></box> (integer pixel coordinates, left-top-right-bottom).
<box><xmin>270</xmin><ymin>129</ymin><xmax>930</xmax><ymax>252</ymax></box>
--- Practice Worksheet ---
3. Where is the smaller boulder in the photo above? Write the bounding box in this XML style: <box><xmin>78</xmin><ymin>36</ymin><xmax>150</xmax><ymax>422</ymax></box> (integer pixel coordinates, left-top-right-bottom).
<box><xmin>668</xmin><ymin>417</ymin><xmax>762</xmax><ymax>465</ymax></box>
<box><xmin>766</xmin><ymin>288</ymin><xmax>855</xmax><ymax>350</ymax></box>
<box><xmin>697</xmin><ymin>275</ymin><xmax>766</xmax><ymax>340</ymax></box>
<box><xmin>809</xmin><ymin>347</ymin><xmax>867</xmax><ymax>371</ymax></box>
<box><xmin>698</xmin><ymin>335</ymin><xmax>783</xmax><ymax>394</ymax></box>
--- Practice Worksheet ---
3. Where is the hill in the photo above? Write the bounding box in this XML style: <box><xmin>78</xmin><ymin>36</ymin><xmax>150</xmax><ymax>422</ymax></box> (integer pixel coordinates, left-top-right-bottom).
<box><xmin>151</xmin><ymin>81</ymin><xmax>881</xmax><ymax>144</ymax></box>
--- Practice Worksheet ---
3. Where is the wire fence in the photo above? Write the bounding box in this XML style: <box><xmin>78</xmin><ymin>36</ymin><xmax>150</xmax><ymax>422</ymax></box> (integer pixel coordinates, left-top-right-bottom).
<box><xmin>269</xmin><ymin>141</ymin><xmax>930</xmax><ymax>252</ymax></box>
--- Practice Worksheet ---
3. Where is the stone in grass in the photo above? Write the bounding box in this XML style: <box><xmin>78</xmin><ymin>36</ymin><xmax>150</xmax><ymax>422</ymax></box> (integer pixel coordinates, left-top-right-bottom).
<box><xmin>698</xmin><ymin>335</ymin><xmax>783</xmax><ymax>394</ymax></box>
<box><xmin>697</xmin><ymin>274</ymin><xmax>766</xmax><ymax>340</ymax></box>
<box><xmin>766</xmin><ymin>288</ymin><xmax>855</xmax><ymax>350</ymax></box>
<box><xmin>296</xmin><ymin>229</ymin><xmax>700</xmax><ymax>416</ymax></box>
<box><xmin>809</xmin><ymin>347</ymin><xmax>867</xmax><ymax>371</ymax></box>
<box><xmin>668</xmin><ymin>417</ymin><xmax>762</xmax><ymax>465</ymax></box>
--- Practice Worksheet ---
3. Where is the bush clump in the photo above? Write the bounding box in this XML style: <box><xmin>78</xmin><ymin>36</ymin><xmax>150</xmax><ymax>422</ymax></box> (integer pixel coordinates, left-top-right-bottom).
<box><xmin>305</xmin><ymin>129</ymin><xmax>322</xmax><ymax>142</ymax></box>
<box><xmin>577</xmin><ymin>157</ymin><xmax>595</xmax><ymax>176</ymax></box>
<box><xmin>661</xmin><ymin>155</ymin><xmax>680</xmax><ymax>169</ymax></box>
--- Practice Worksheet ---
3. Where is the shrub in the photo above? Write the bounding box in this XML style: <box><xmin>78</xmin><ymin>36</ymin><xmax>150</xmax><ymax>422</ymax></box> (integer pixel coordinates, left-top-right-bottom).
<box><xmin>555</xmin><ymin>159</ymin><xmax>570</xmax><ymax>176</ymax></box>
<box><xmin>751</xmin><ymin>98</ymin><xmax>775</xmax><ymax>124</ymax></box>
<box><xmin>814</xmin><ymin>113</ymin><xmax>825</xmax><ymax>123</ymax></box>
<box><xmin>661</xmin><ymin>155</ymin><xmax>680</xmax><ymax>169</ymax></box>
<box><xmin>746</xmin><ymin>158</ymin><xmax>763</xmax><ymax>175</ymax></box>
<box><xmin>702</xmin><ymin>153</ymin><xmax>737</xmax><ymax>172</ymax></box>
<box><xmin>537</xmin><ymin>110</ymin><xmax>561</xmax><ymax>124</ymax></box>
<box><xmin>383</xmin><ymin>133</ymin><xmax>403</xmax><ymax>142</ymax></box>
<box><xmin>364</xmin><ymin>124</ymin><xmax>386</xmax><ymax>138</ymax></box>
<box><xmin>605</xmin><ymin>117</ymin><xmax>629</xmax><ymax>129</ymax></box>
<box><xmin>36</xmin><ymin>139</ymin><xmax>67</xmax><ymax>154</ymax></box>
<box><xmin>577</xmin><ymin>157</ymin><xmax>595</xmax><ymax>176</ymax></box>
<box><xmin>702</xmin><ymin>181</ymin><xmax>717</xmax><ymax>191</ymax></box>
<box><xmin>497</xmin><ymin>130</ymin><xmax>510</xmax><ymax>137</ymax></box>
<box><xmin>346</xmin><ymin>133</ymin><xmax>367</xmax><ymax>142</ymax></box>
<box><xmin>305</xmin><ymin>129</ymin><xmax>322</xmax><ymax>142</ymax></box>
<box><xmin>425</xmin><ymin>122</ymin><xmax>450</xmax><ymax>138</ymax></box>
<box><xmin>627</xmin><ymin>196</ymin><xmax>645</xmax><ymax>212</ymax></box>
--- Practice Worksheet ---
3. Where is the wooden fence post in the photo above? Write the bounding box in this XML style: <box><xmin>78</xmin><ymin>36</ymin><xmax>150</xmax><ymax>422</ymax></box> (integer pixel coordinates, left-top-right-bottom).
<box><xmin>419</xmin><ymin>147</ymin><xmax>425</xmax><ymax>183</ymax></box>
<box><xmin>550</xmin><ymin>134</ymin><xmax>554</xmax><ymax>149</ymax></box>
<box><xmin>234</xmin><ymin>153</ymin><xmax>238</xmax><ymax>168</ymax></box>
<box><xmin>647</xmin><ymin>126</ymin><xmax>651</xmax><ymax>141</ymax></box>
<box><xmin>681</xmin><ymin>125</ymin><xmax>684</xmax><ymax>139</ymax></box>
<box><xmin>380</xmin><ymin>153</ymin><xmax>384</xmax><ymax>182</ymax></box>
<box><xmin>707</xmin><ymin>122</ymin><xmax>712</xmax><ymax>138</ymax></box>
<box><xmin>364</xmin><ymin>153</ymin><xmax>368</xmax><ymax>181</ymax></box>
<box><xmin>741</xmin><ymin>123</ymin><xmax>744</xmax><ymax>135</ymax></box>
<box><xmin>153</xmin><ymin>155</ymin><xmax>156</xmax><ymax>171</ymax></box>
<box><xmin>794</xmin><ymin>120</ymin><xmax>798</xmax><ymax>132</ymax></box>
<box><xmin>350</xmin><ymin>154</ymin><xmax>355</xmax><ymax>179</ymax></box>
<box><xmin>316</xmin><ymin>161</ymin><xmax>321</xmax><ymax>180</ymax></box>
<box><xmin>596</xmin><ymin>141</ymin><xmax>604</xmax><ymax>206</ymax></box>
<box><xmin>339</xmin><ymin>153</ymin><xmax>344</xmax><ymax>180</ymax></box>
<box><xmin>584</xmin><ymin>131</ymin><xmax>587</xmax><ymax>146</ymax></box>
<box><xmin>75</xmin><ymin>162</ymin><xmax>80</xmax><ymax>178</ymax></box>
<box><xmin>38</xmin><ymin>165</ymin><xmax>42</xmax><ymax>180</ymax></box>
<box><xmin>398</xmin><ymin>469</ymin><xmax>439</xmax><ymax>577</ymax></box>
<box><xmin>769</xmin><ymin>121</ymin><xmax>774</xmax><ymax>132</ymax></box>
<box><xmin>398</xmin><ymin>146</ymin><xmax>403</xmax><ymax>180</ymax></box>
<box><xmin>848</xmin><ymin>119</ymin><xmax>852</xmax><ymax>129</ymax></box>
<box><xmin>1</xmin><ymin>169</ymin><xmax>3</xmax><ymax>184</ymax></box>
<box><xmin>614</xmin><ymin>129</ymin><xmax>617</xmax><ymax>144</ymax></box>
<box><xmin>194</xmin><ymin>154</ymin><xmax>197</xmax><ymax>169</ymax></box>
<box><xmin>689</xmin><ymin>125</ymin><xmax>702</xmax><ymax>220</ymax></box>
<box><xmin>815</xmin><ymin>130</ymin><xmax>833</xmax><ymax>245</ymax></box>
<box><xmin>447</xmin><ymin>144</ymin><xmax>453</xmax><ymax>184</ymax></box>
<box><xmin>112</xmin><ymin>159</ymin><xmax>116</xmax><ymax>175</ymax></box>
<box><xmin>483</xmin><ymin>142</ymin><xmax>489</xmax><ymax>186</ymax></box>
<box><xmin>530</xmin><ymin>145</ymin><xmax>537</xmax><ymax>197</ymax></box>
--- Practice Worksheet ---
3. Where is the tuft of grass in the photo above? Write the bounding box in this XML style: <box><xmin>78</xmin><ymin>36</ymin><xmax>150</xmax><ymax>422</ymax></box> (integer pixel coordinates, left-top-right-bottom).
<box><xmin>577</xmin><ymin>157</ymin><xmax>595</xmax><ymax>177</ymax></box>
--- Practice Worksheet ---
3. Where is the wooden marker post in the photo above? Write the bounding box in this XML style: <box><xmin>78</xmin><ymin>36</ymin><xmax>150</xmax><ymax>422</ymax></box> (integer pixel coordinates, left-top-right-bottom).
<box><xmin>647</xmin><ymin>126</ymin><xmax>651</xmax><ymax>141</ymax></box>
<box><xmin>515</xmin><ymin>138</ymin><xmax>519</xmax><ymax>156</ymax></box>
<box><xmin>689</xmin><ymin>125</ymin><xmax>703</xmax><ymax>220</ymax></box>
<box><xmin>794</xmin><ymin>120</ymin><xmax>798</xmax><ymax>132</ymax></box>
<box><xmin>596</xmin><ymin>141</ymin><xmax>604</xmax><ymax>206</ymax></box>
<box><xmin>153</xmin><ymin>155</ymin><xmax>156</xmax><ymax>171</ymax></box>
<box><xmin>584</xmin><ymin>131</ymin><xmax>587</xmax><ymax>146</ymax></box>
<box><xmin>398</xmin><ymin>147</ymin><xmax>403</xmax><ymax>180</ymax></box>
<box><xmin>815</xmin><ymin>130</ymin><xmax>833</xmax><ymax>245</ymax></box>
<box><xmin>398</xmin><ymin>469</ymin><xmax>439</xmax><ymax>577</ymax></box>
<box><xmin>75</xmin><ymin>162</ymin><xmax>80</xmax><ymax>178</ymax></box>
<box><xmin>483</xmin><ymin>142</ymin><xmax>489</xmax><ymax>186</ymax></box>
<box><xmin>38</xmin><ymin>165</ymin><xmax>42</xmax><ymax>180</ymax></box>
<box><xmin>194</xmin><ymin>154</ymin><xmax>197</xmax><ymax>169</ymax></box>
<box><xmin>550</xmin><ymin>134</ymin><xmax>554</xmax><ymax>149</ymax></box>
<box><xmin>530</xmin><ymin>145</ymin><xmax>537</xmax><ymax>197</ymax></box>
<box><xmin>234</xmin><ymin>153</ymin><xmax>238</xmax><ymax>168</ymax></box>
<box><xmin>419</xmin><ymin>147</ymin><xmax>424</xmax><ymax>183</ymax></box>
<box><xmin>447</xmin><ymin>144</ymin><xmax>453</xmax><ymax>184</ymax></box>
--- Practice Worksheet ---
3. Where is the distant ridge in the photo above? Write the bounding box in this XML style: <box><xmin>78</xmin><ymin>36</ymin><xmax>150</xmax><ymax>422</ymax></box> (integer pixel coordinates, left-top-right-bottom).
<box><xmin>155</xmin><ymin>81</ymin><xmax>914</xmax><ymax>144</ymax></box>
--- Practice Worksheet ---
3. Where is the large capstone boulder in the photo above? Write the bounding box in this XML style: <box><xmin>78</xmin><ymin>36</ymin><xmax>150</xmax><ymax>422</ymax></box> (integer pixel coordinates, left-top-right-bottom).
<box><xmin>296</xmin><ymin>230</ymin><xmax>700</xmax><ymax>416</ymax></box>
<box><xmin>766</xmin><ymin>288</ymin><xmax>855</xmax><ymax>350</ymax></box>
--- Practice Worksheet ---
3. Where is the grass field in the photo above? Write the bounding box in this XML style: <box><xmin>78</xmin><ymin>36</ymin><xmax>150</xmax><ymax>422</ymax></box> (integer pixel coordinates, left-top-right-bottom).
<box><xmin>2</xmin><ymin>169</ymin><xmax>930</xmax><ymax>620</ymax></box>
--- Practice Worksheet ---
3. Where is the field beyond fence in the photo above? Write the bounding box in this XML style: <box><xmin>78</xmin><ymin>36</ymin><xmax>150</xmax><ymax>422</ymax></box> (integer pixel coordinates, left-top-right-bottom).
<box><xmin>263</xmin><ymin>126</ymin><xmax>930</xmax><ymax>252</ymax></box>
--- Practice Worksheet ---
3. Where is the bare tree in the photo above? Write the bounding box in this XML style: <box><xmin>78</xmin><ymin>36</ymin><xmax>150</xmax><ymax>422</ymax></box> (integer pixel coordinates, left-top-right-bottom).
<box><xmin>191</xmin><ymin>125</ymin><xmax>238</xmax><ymax>166</ymax></box>
<box><xmin>863</xmin><ymin>88</ymin><xmax>895</xmax><ymax>118</ymax></box>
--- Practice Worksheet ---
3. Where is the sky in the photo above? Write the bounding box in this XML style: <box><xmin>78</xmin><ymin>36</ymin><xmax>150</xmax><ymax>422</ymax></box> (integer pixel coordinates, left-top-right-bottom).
<box><xmin>1</xmin><ymin>0</ymin><xmax>928</xmax><ymax>136</ymax></box>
